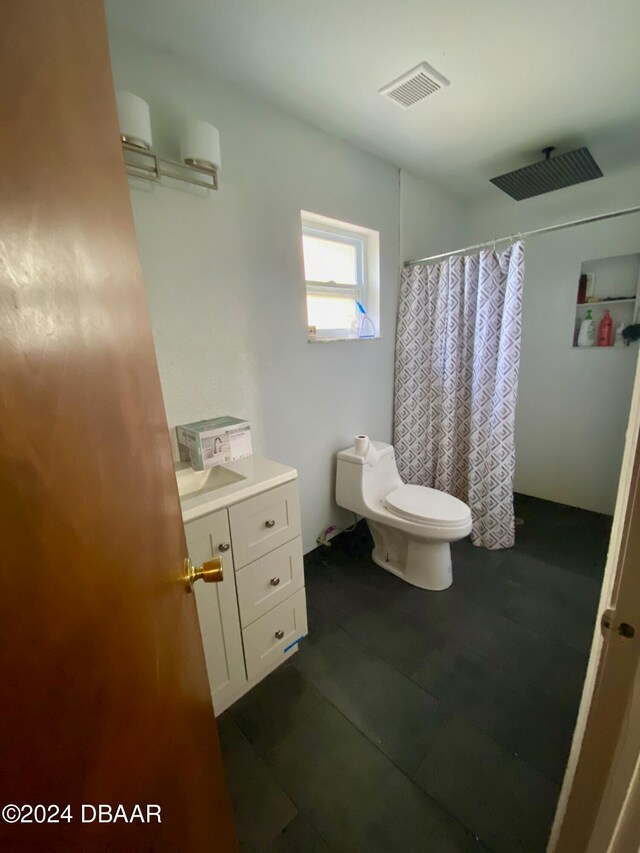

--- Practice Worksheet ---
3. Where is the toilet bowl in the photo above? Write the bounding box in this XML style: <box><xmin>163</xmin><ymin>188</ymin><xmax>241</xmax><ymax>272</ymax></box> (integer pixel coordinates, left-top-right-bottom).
<box><xmin>335</xmin><ymin>440</ymin><xmax>472</xmax><ymax>590</ymax></box>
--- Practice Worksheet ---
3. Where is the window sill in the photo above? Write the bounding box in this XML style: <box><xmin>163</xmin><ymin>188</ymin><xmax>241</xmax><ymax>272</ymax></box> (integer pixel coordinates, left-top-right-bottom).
<box><xmin>308</xmin><ymin>336</ymin><xmax>382</xmax><ymax>344</ymax></box>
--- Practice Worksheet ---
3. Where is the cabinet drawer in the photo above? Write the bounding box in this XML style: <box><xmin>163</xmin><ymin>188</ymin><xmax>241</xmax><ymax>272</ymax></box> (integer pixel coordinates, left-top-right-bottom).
<box><xmin>236</xmin><ymin>537</ymin><xmax>304</xmax><ymax>628</ymax></box>
<box><xmin>242</xmin><ymin>588</ymin><xmax>307</xmax><ymax>680</ymax></box>
<box><xmin>229</xmin><ymin>481</ymin><xmax>301</xmax><ymax>568</ymax></box>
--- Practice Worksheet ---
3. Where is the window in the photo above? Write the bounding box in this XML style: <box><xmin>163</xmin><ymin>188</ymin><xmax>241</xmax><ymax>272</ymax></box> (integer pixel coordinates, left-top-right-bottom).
<box><xmin>301</xmin><ymin>211</ymin><xmax>380</xmax><ymax>341</ymax></box>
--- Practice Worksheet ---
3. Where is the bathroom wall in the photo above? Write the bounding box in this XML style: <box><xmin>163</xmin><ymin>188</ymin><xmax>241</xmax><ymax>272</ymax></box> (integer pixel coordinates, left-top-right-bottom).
<box><xmin>468</xmin><ymin>166</ymin><xmax>640</xmax><ymax>515</ymax></box>
<box><xmin>400</xmin><ymin>170</ymin><xmax>469</xmax><ymax>263</ymax></box>
<box><xmin>106</xmin><ymin>29</ymin><xmax>468</xmax><ymax>552</ymax></box>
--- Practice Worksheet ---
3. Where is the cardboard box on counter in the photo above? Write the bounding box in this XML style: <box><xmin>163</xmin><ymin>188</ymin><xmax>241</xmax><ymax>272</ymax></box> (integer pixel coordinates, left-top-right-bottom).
<box><xmin>176</xmin><ymin>416</ymin><xmax>252</xmax><ymax>470</ymax></box>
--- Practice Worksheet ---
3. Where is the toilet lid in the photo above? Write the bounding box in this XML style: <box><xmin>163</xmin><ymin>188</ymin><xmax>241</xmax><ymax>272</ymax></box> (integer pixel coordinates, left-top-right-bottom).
<box><xmin>385</xmin><ymin>484</ymin><xmax>470</xmax><ymax>527</ymax></box>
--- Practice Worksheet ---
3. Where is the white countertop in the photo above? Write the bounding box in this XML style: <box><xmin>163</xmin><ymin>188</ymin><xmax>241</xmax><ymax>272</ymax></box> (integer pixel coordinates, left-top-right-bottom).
<box><xmin>177</xmin><ymin>455</ymin><xmax>298</xmax><ymax>523</ymax></box>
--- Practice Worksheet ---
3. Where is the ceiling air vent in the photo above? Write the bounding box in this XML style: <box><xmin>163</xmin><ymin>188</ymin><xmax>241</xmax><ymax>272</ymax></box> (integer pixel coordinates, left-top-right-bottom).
<box><xmin>379</xmin><ymin>61</ymin><xmax>450</xmax><ymax>109</ymax></box>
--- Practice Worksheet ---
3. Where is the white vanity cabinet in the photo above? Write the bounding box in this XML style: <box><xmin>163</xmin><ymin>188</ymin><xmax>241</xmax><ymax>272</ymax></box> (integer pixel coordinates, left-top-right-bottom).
<box><xmin>185</xmin><ymin>509</ymin><xmax>246</xmax><ymax>713</ymax></box>
<box><xmin>181</xmin><ymin>463</ymin><xmax>307</xmax><ymax>715</ymax></box>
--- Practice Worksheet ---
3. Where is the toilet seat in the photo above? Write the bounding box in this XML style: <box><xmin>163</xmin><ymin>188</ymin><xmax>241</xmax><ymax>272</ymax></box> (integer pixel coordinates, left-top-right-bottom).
<box><xmin>384</xmin><ymin>484</ymin><xmax>470</xmax><ymax>529</ymax></box>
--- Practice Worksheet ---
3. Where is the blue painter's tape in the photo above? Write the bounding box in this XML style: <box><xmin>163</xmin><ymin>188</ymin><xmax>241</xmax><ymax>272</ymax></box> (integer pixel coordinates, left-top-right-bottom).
<box><xmin>283</xmin><ymin>635</ymin><xmax>306</xmax><ymax>654</ymax></box>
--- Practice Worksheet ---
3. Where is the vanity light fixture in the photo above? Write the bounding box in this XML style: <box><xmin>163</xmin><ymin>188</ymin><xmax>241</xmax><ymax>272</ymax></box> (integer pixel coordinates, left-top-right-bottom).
<box><xmin>116</xmin><ymin>91</ymin><xmax>219</xmax><ymax>191</ymax></box>
<box><xmin>116</xmin><ymin>91</ymin><xmax>153</xmax><ymax>149</ymax></box>
<box><xmin>180</xmin><ymin>118</ymin><xmax>221</xmax><ymax>174</ymax></box>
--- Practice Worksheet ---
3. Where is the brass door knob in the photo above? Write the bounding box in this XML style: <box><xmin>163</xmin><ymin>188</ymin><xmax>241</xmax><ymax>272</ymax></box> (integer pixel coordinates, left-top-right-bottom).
<box><xmin>184</xmin><ymin>556</ymin><xmax>223</xmax><ymax>591</ymax></box>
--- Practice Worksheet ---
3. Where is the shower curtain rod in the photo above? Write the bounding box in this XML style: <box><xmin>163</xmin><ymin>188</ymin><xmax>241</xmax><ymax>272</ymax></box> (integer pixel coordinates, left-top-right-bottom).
<box><xmin>404</xmin><ymin>204</ymin><xmax>640</xmax><ymax>267</ymax></box>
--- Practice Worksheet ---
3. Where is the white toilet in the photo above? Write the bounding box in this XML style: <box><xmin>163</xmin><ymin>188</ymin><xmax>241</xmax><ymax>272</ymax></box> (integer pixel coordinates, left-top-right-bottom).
<box><xmin>336</xmin><ymin>439</ymin><xmax>472</xmax><ymax>591</ymax></box>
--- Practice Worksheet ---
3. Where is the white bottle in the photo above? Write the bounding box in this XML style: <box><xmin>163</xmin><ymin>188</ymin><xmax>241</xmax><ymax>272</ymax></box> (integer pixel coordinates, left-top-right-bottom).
<box><xmin>614</xmin><ymin>322</ymin><xmax>626</xmax><ymax>347</ymax></box>
<box><xmin>577</xmin><ymin>309</ymin><xmax>596</xmax><ymax>347</ymax></box>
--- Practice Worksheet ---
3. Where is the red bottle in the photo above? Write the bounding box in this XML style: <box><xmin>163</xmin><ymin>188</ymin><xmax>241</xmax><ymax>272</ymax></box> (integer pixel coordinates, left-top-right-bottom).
<box><xmin>598</xmin><ymin>310</ymin><xmax>613</xmax><ymax>347</ymax></box>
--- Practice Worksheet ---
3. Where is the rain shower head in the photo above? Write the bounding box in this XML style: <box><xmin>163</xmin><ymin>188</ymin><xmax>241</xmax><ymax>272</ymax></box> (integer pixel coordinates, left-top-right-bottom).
<box><xmin>490</xmin><ymin>147</ymin><xmax>603</xmax><ymax>201</ymax></box>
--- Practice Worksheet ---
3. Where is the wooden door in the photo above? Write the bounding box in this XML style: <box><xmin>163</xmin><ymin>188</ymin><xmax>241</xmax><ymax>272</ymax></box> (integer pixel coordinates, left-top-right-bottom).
<box><xmin>0</xmin><ymin>3</ymin><xmax>237</xmax><ymax>851</ymax></box>
<box><xmin>550</xmin><ymin>356</ymin><xmax>640</xmax><ymax>851</ymax></box>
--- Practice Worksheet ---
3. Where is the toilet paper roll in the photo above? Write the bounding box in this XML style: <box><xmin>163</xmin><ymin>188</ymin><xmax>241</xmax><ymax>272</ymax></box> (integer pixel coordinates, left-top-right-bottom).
<box><xmin>354</xmin><ymin>435</ymin><xmax>369</xmax><ymax>457</ymax></box>
<box><xmin>354</xmin><ymin>434</ymin><xmax>379</xmax><ymax>466</ymax></box>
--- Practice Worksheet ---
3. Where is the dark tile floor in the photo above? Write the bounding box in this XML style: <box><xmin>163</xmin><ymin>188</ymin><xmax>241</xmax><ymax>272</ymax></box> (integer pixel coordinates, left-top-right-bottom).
<box><xmin>218</xmin><ymin>493</ymin><xmax>611</xmax><ymax>852</ymax></box>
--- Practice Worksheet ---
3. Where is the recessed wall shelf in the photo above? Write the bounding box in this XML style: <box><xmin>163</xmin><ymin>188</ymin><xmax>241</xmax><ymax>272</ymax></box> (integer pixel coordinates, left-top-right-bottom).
<box><xmin>122</xmin><ymin>142</ymin><xmax>218</xmax><ymax>191</ymax></box>
<box><xmin>572</xmin><ymin>252</ymin><xmax>640</xmax><ymax>348</ymax></box>
<box><xmin>576</xmin><ymin>298</ymin><xmax>636</xmax><ymax>307</ymax></box>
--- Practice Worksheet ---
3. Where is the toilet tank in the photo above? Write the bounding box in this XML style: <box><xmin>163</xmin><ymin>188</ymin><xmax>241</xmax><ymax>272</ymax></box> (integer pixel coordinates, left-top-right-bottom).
<box><xmin>336</xmin><ymin>441</ymin><xmax>402</xmax><ymax>513</ymax></box>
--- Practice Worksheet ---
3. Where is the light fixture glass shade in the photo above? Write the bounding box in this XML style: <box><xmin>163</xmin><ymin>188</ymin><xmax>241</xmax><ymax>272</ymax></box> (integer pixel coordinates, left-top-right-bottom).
<box><xmin>180</xmin><ymin>119</ymin><xmax>221</xmax><ymax>172</ymax></box>
<box><xmin>116</xmin><ymin>91</ymin><xmax>153</xmax><ymax>150</ymax></box>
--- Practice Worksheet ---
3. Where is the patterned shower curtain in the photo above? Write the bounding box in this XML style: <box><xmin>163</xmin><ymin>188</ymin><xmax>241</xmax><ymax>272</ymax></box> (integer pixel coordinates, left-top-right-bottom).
<box><xmin>394</xmin><ymin>242</ymin><xmax>524</xmax><ymax>549</ymax></box>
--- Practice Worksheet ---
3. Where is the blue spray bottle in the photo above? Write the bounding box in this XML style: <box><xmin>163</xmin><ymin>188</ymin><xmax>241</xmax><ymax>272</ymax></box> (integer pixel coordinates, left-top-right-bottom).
<box><xmin>355</xmin><ymin>300</ymin><xmax>375</xmax><ymax>338</ymax></box>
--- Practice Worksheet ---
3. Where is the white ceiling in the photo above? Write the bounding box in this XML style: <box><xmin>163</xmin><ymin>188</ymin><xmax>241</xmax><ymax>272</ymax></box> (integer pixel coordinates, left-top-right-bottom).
<box><xmin>105</xmin><ymin>0</ymin><xmax>640</xmax><ymax>199</ymax></box>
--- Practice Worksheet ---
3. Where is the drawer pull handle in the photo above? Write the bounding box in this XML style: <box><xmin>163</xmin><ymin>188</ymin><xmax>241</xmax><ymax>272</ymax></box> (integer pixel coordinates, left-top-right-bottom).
<box><xmin>265</xmin><ymin>519</ymin><xmax>276</xmax><ymax>528</ymax></box>
<box><xmin>270</xmin><ymin>577</ymin><xmax>281</xmax><ymax>587</ymax></box>
<box><xmin>275</xmin><ymin>629</ymin><xmax>284</xmax><ymax>640</ymax></box>
<box><xmin>218</xmin><ymin>543</ymin><xmax>230</xmax><ymax>553</ymax></box>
